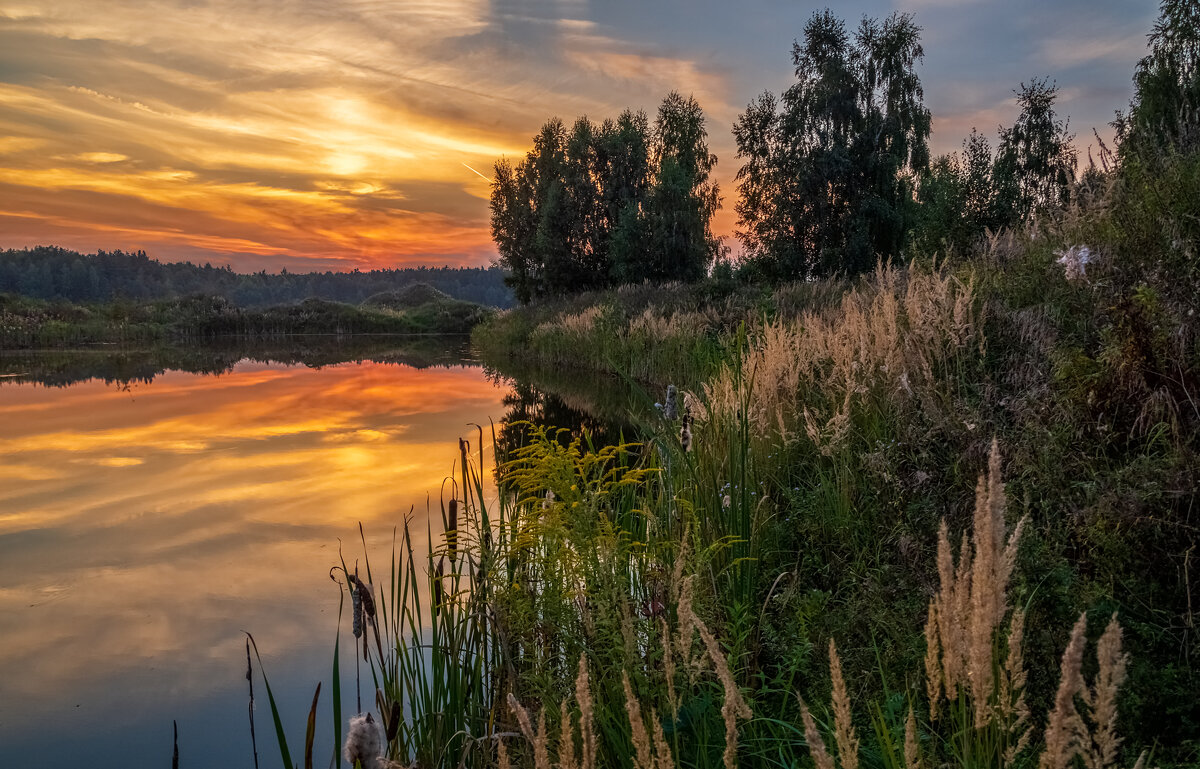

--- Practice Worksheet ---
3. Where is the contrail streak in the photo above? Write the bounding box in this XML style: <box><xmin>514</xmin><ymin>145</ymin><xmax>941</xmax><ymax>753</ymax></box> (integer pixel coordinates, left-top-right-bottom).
<box><xmin>462</xmin><ymin>163</ymin><xmax>493</xmax><ymax>183</ymax></box>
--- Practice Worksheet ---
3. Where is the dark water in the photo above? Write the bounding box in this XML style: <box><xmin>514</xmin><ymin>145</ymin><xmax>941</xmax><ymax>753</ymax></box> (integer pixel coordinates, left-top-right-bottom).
<box><xmin>0</xmin><ymin>339</ymin><xmax>530</xmax><ymax>768</ymax></box>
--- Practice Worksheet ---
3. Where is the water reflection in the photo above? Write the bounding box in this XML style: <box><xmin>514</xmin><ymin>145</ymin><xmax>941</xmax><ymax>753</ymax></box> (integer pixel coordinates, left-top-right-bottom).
<box><xmin>0</xmin><ymin>334</ymin><xmax>474</xmax><ymax>389</ymax></box>
<box><xmin>0</xmin><ymin>342</ymin><xmax>506</xmax><ymax>768</ymax></box>
<box><xmin>484</xmin><ymin>359</ymin><xmax>661</xmax><ymax>460</ymax></box>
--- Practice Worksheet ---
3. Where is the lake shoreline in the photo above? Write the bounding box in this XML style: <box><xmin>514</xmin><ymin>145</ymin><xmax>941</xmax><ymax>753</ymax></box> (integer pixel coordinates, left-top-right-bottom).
<box><xmin>0</xmin><ymin>291</ymin><xmax>494</xmax><ymax>350</ymax></box>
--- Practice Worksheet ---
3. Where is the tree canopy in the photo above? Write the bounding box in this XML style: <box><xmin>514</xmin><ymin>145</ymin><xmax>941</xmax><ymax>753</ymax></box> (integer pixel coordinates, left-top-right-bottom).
<box><xmin>1118</xmin><ymin>0</ymin><xmax>1200</xmax><ymax>156</ymax></box>
<box><xmin>491</xmin><ymin>93</ymin><xmax>721</xmax><ymax>303</ymax></box>
<box><xmin>733</xmin><ymin>10</ymin><xmax>931</xmax><ymax>280</ymax></box>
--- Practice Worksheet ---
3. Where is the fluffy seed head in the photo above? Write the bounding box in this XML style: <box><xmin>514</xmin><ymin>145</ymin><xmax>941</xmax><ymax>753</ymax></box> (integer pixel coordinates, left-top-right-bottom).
<box><xmin>344</xmin><ymin>713</ymin><xmax>383</xmax><ymax>769</ymax></box>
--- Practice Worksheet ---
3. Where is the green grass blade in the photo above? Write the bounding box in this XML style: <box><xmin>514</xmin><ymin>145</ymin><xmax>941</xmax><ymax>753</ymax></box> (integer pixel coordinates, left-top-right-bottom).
<box><xmin>246</xmin><ymin>632</ymin><xmax>296</xmax><ymax>769</ymax></box>
<box><xmin>304</xmin><ymin>682</ymin><xmax>321</xmax><ymax>769</ymax></box>
<box><xmin>332</xmin><ymin>592</ymin><xmax>344</xmax><ymax>769</ymax></box>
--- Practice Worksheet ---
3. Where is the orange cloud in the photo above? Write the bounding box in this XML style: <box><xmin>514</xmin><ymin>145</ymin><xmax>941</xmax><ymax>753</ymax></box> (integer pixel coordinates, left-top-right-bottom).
<box><xmin>0</xmin><ymin>2</ymin><xmax>747</xmax><ymax>271</ymax></box>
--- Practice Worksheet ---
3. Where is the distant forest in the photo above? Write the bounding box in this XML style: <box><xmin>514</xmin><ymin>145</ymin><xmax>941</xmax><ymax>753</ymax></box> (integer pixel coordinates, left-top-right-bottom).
<box><xmin>0</xmin><ymin>246</ymin><xmax>515</xmax><ymax>308</ymax></box>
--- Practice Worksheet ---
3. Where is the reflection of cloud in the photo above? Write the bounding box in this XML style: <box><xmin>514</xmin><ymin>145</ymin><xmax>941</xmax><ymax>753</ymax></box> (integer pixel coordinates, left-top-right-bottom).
<box><xmin>0</xmin><ymin>359</ymin><xmax>506</xmax><ymax>743</ymax></box>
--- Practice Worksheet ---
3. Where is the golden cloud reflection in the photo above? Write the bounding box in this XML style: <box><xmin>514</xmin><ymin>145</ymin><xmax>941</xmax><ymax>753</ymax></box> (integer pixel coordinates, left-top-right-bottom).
<box><xmin>0</xmin><ymin>359</ymin><xmax>508</xmax><ymax>750</ymax></box>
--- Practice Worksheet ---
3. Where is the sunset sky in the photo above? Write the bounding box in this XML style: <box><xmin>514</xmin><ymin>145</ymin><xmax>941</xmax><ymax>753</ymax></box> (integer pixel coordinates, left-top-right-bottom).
<box><xmin>0</xmin><ymin>0</ymin><xmax>1157</xmax><ymax>273</ymax></box>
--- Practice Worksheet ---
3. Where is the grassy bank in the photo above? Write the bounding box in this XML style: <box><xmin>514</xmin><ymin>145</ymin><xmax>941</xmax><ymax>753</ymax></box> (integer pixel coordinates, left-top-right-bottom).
<box><xmin>0</xmin><ymin>284</ymin><xmax>493</xmax><ymax>349</ymax></box>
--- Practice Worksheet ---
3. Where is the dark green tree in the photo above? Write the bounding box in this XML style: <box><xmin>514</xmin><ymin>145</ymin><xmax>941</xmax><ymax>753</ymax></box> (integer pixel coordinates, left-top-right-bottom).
<box><xmin>599</xmin><ymin>110</ymin><xmax>653</xmax><ymax>285</ymax></box>
<box><xmin>491</xmin><ymin>95</ymin><xmax>720</xmax><ymax>301</ymax></box>
<box><xmin>490</xmin><ymin>158</ymin><xmax>539</xmax><ymax>304</ymax></box>
<box><xmin>491</xmin><ymin>119</ymin><xmax>575</xmax><ymax>301</ymax></box>
<box><xmin>1117</xmin><ymin>0</ymin><xmax>1200</xmax><ymax>155</ymax></box>
<box><xmin>913</xmin><ymin>128</ymin><xmax>1011</xmax><ymax>254</ymax></box>
<box><xmin>563</xmin><ymin>117</ymin><xmax>606</xmax><ymax>291</ymax></box>
<box><xmin>734</xmin><ymin>10</ymin><xmax>930</xmax><ymax>280</ymax></box>
<box><xmin>992</xmin><ymin>78</ymin><xmax>1076</xmax><ymax>222</ymax></box>
<box><xmin>645</xmin><ymin>92</ymin><xmax>721</xmax><ymax>283</ymax></box>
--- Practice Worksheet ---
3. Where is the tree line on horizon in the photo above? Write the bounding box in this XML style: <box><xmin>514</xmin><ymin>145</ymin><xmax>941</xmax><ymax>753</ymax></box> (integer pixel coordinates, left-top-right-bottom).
<box><xmin>0</xmin><ymin>246</ymin><xmax>515</xmax><ymax>308</ymax></box>
<box><xmin>492</xmin><ymin>1</ymin><xmax>1197</xmax><ymax>301</ymax></box>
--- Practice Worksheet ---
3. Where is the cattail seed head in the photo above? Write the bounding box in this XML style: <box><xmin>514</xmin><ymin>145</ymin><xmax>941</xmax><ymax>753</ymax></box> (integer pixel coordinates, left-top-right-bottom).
<box><xmin>353</xmin><ymin>576</ymin><xmax>376</xmax><ymax>619</ymax></box>
<box><xmin>446</xmin><ymin>498</ymin><xmax>459</xmax><ymax>562</ymax></box>
<box><xmin>344</xmin><ymin>713</ymin><xmax>383</xmax><ymax>769</ymax></box>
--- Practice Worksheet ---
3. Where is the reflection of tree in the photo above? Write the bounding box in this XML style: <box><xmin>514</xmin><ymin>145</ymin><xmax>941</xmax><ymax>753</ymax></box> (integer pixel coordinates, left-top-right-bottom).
<box><xmin>0</xmin><ymin>335</ymin><xmax>474</xmax><ymax>389</ymax></box>
<box><xmin>492</xmin><ymin>375</ymin><xmax>629</xmax><ymax>462</ymax></box>
<box><xmin>482</xmin><ymin>357</ymin><xmax>671</xmax><ymax>478</ymax></box>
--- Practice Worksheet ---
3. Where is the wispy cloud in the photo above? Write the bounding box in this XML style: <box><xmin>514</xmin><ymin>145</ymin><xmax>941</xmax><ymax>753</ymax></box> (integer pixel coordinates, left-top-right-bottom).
<box><xmin>0</xmin><ymin>0</ymin><xmax>720</xmax><ymax>268</ymax></box>
<box><xmin>1038</xmin><ymin>32</ymin><xmax>1148</xmax><ymax>70</ymax></box>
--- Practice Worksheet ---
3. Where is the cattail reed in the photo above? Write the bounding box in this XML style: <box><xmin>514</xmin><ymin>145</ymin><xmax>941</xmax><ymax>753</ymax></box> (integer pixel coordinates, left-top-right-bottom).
<box><xmin>446</xmin><ymin>497</ymin><xmax>458</xmax><ymax>564</ymax></box>
<box><xmin>352</xmin><ymin>580</ymin><xmax>364</xmax><ymax>640</ymax></box>
<box><xmin>664</xmin><ymin>384</ymin><xmax>679</xmax><ymax>420</ymax></box>
<box><xmin>679</xmin><ymin>413</ymin><xmax>692</xmax><ymax>453</ymax></box>
<box><xmin>352</xmin><ymin>574</ymin><xmax>379</xmax><ymax>663</ymax></box>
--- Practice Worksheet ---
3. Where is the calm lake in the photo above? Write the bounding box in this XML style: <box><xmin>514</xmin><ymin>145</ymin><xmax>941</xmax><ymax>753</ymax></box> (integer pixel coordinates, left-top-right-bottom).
<box><xmin>0</xmin><ymin>339</ymin><xmax>545</xmax><ymax>768</ymax></box>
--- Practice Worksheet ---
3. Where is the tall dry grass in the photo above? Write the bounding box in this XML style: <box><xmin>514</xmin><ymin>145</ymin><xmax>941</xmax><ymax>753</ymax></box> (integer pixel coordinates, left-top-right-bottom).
<box><xmin>702</xmin><ymin>262</ymin><xmax>982</xmax><ymax>453</ymax></box>
<box><xmin>505</xmin><ymin>572</ymin><xmax>754</xmax><ymax>769</ymax></box>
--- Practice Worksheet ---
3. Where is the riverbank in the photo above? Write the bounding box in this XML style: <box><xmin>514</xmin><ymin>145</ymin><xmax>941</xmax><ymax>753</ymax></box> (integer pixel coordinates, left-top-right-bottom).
<box><xmin>0</xmin><ymin>287</ymin><xmax>493</xmax><ymax>349</ymax></box>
